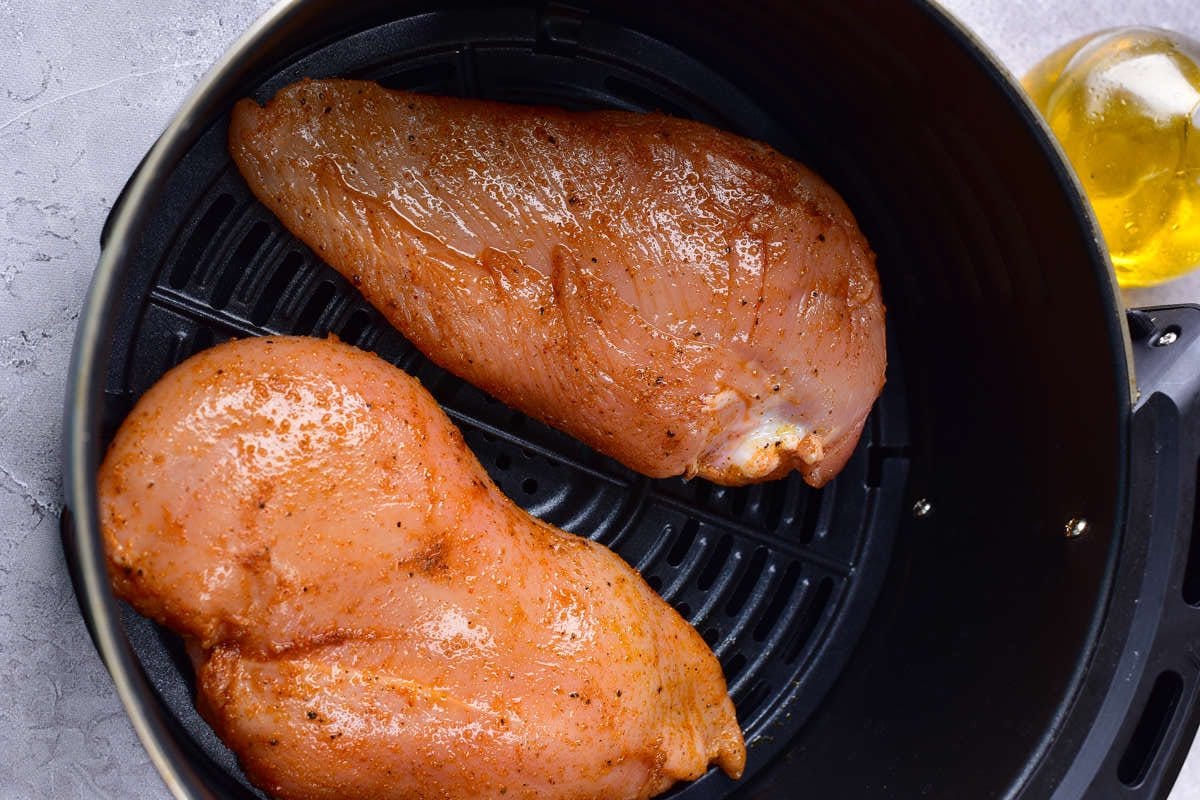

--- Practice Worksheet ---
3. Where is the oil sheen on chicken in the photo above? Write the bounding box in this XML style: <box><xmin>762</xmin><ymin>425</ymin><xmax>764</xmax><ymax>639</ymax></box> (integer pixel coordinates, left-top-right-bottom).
<box><xmin>229</xmin><ymin>79</ymin><xmax>886</xmax><ymax>487</ymax></box>
<box><xmin>98</xmin><ymin>335</ymin><xmax>745</xmax><ymax>800</ymax></box>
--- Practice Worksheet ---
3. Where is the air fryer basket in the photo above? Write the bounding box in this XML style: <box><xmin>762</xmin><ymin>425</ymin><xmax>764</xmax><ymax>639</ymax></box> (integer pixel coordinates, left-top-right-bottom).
<box><xmin>62</xmin><ymin>2</ymin><xmax>1200</xmax><ymax>799</ymax></box>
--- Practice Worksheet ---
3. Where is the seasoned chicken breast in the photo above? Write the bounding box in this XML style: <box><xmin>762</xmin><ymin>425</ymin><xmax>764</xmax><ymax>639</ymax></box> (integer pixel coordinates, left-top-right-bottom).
<box><xmin>229</xmin><ymin>79</ymin><xmax>885</xmax><ymax>487</ymax></box>
<box><xmin>98</xmin><ymin>335</ymin><xmax>744</xmax><ymax>800</ymax></box>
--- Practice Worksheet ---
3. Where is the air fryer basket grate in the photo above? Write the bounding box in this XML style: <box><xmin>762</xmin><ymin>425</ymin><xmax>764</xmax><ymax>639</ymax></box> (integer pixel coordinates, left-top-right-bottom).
<box><xmin>102</xmin><ymin>8</ymin><xmax>910</xmax><ymax>798</ymax></box>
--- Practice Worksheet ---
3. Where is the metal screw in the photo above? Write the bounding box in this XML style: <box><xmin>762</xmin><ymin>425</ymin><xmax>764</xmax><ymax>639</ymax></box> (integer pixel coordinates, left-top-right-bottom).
<box><xmin>1155</xmin><ymin>330</ymin><xmax>1179</xmax><ymax>347</ymax></box>
<box><xmin>1064</xmin><ymin>517</ymin><xmax>1089</xmax><ymax>538</ymax></box>
<box><xmin>912</xmin><ymin>498</ymin><xmax>932</xmax><ymax>518</ymax></box>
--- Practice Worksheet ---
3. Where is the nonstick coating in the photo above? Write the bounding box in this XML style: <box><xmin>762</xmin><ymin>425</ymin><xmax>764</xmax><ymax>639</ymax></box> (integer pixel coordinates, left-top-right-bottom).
<box><xmin>65</xmin><ymin>2</ymin><xmax>1140</xmax><ymax>799</ymax></box>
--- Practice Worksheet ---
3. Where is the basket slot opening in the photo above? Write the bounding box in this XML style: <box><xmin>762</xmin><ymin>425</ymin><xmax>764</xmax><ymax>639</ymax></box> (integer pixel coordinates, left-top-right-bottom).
<box><xmin>336</xmin><ymin>308</ymin><xmax>372</xmax><ymax>347</ymax></box>
<box><xmin>729</xmin><ymin>486</ymin><xmax>750</xmax><ymax>519</ymax></box>
<box><xmin>666</xmin><ymin>518</ymin><xmax>700</xmax><ymax>567</ymax></box>
<box><xmin>721</xmin><ymin>650</ymin><xmax>747</xmax><ymax>683</ymax></box>
<box><xmin>798</xmin><ymin>488</ymin><xmax>823</xmax><ymax>544</ymax></box>
<box><xmin>738</xmin><ymin>678</ymin><xmax>773</xmax><ymax>718</ymax></box>
<box><xmin>213</xmin><ymin>222</ymin><xmax>271</xmax><ymax>310</ymax></box>
<box><xmin>695</xmin><ymin>534</ymin><xmax>734</xmax><ymax>591</ymax></box>
<box><xmin>251</xmin><ymin>251</ymin><xmax>304</xmax><ymax>325</ymax></box>
<box><xmin>169</xmin><ymin>194</ymin><xmax>236</xmax><ymax>289</ymax></box>
<box><xmin>296</xmin><ymin>280</ymin><xmax>337</xmax><ymax>333</ymax></box>
<box><xmin>753</xmin><ymin>561</ymin><xmax>802</xmax><ymax>642</ymax></box>
<box><xmin>784</xmin><ymin>576</ymin><xmax>835</xmax><ymax>664</ymax></box>
<box><xmin>867</xmin><ymin>445</ymin><xmax>910</xmax><ymax>488</ymax></box>
<box><xmin>725</xmin><ymin>547</ymin><xmax>768</xmax><ymax>616</ymax></box>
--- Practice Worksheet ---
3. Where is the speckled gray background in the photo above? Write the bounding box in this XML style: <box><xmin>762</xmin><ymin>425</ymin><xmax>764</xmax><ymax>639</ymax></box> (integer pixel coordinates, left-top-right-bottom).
<box><xmin>1</xmin><ymin>1</ymin><xmax>1198</xmax><ymax>798</ymax></box>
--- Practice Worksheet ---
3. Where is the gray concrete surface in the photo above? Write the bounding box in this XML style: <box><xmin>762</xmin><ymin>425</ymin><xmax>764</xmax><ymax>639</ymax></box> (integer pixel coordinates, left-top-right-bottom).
<box><xmin>0</xmin><ymin>1</ymin><xmax>1197</xmax><ymax>797</ymax></box>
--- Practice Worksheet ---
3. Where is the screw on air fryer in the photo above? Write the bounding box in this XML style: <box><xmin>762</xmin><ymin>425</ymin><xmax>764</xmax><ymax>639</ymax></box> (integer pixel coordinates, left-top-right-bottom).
<box><xmin>1156</xmin><ymin>329</ymin><xmax>1180</xmax><ymax>347</ymax></box>
<box><xmin>1064</xmin><ymin>517</ymin><xmax>1090</xmax><ymax>538</ymax></box>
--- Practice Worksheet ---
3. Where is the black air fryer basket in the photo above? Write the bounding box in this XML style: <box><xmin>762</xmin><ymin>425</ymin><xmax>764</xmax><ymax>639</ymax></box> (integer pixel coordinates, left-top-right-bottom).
<box><xmin>62</xmin><ymin>2</ymin><xmax>1200</xmax><ymax>798</ymax></box>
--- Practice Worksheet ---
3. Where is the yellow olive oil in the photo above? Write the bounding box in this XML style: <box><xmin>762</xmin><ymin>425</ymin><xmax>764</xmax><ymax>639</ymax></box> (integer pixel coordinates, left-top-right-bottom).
<box><xmin>1024</xmin><ymin>28</ymin><xmax>1200</xmax><ymax>287</ymax></box>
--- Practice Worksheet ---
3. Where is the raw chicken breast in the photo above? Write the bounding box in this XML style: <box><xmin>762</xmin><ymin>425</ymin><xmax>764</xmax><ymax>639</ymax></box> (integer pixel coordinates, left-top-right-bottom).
<box><xmin>230</xmin><ymin>79</ymin><xmax>885</xmax><ymax>486</ymax></box>
<box><xmin>99</xmin><ymin>335</ymin><xmax>744</xmax><ymax>800</ymax></box>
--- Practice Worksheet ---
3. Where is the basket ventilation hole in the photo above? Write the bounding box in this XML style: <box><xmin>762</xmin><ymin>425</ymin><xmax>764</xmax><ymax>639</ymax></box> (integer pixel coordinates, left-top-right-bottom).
<box><xmin>212</xmin><ymin>222</ymin><xmax>271</xmax><ymax>310</ymax></box>
<box><xmin>722</xmin><ymin>650</ymin><xmax>747</xmax><ymax>682</ymax></box>
<box><xmin>868</xmin><ymin>444</ymin><xmax>911</xmax><ymax>488</ymax></box>
<box><xmin>251</xmin><ymin>251</ymin><xmax>304</xmax><ymax>325</ymax></box>
<box><xmin>666</xmin><ymin>519</ymin><xmax>700</xmax><ymax>567</ymax></box>
<box><xmin>784</xmin><ymin>577</ymin><xmax>835</xmax><ymax>664</ymax></box>
<box><xmin>338</xmin><ymin>309</ymin><xmax>372</xmax><ymax>346</ymax></box>
<box><xmin>738</xmin><ymin>679</ymin><xmax>773</xmax><ymax>718</ymax></box>
<box><xmin>297</xmin><ymin>281</ymin><xmax>336</xmax><ymax>334</ymax></box>
<box><xmin>725</xmin><ymin>547</ymin><xmax>769</xmax><ymax>616</ymax></box>
<box><xmin>695</xmin><ymin>534</ymin><xmax>734</xmax><ymax>591</ymax></box>
<box><xmin>798</xmin><ymin>486</ymin><xmax>824</xmax><ymax>544</ymax></box>
<box><xmin>752</xmin><ymin>561</ymin><xmax>802</xmax><ymax>642</ymax></box>
<box><xmin>169</xmin><ymin>194</ymin><xmax>236</xmax><ymax>289</ymax></box>
<box><xmin>730</xmin><ymin>486</ymin><xmax>750</xmax><ymax>518</ymax></box>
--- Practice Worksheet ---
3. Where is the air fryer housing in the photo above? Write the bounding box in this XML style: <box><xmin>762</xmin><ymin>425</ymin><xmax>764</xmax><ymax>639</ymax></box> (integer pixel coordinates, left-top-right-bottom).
<box><xmin>62</xmin><ymin>2</ymin><xmax>1200</xmax><ymax>799</ymax></box>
